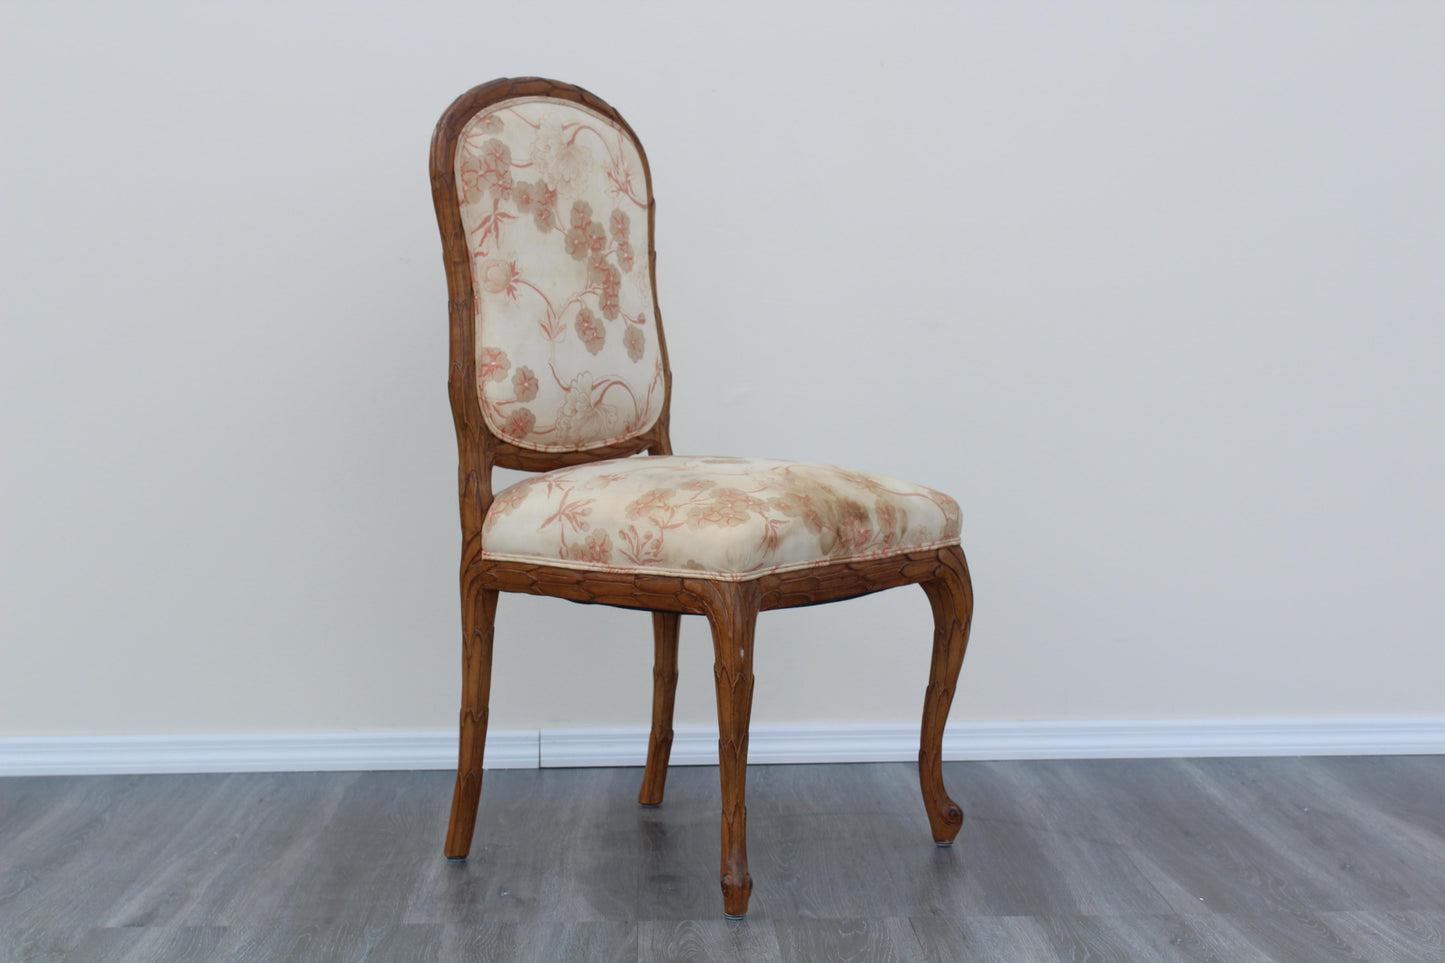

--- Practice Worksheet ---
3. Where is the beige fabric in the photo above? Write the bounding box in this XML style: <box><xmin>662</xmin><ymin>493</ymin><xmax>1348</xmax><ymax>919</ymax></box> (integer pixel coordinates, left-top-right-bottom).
<box><xmin>482</xmin><ymin>456</ymin><xmax>962</xmax><ymax>580</ymax></box>
<box><xmin>455</xmin><ymin>98</ymin><xmax>665</xmax><ymax>451</ymax></box>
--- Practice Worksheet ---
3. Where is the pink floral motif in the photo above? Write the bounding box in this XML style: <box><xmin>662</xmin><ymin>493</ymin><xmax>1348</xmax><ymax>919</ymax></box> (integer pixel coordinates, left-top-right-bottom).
<box><xmin>479</xmin><ymin>346</ymin><xmax>511</xmax><ymax>382</ymax></box>
<box><xmin>467</xmin><ymin>199</ymin><xmax>516</xmax><ymax>258</ymax></box>
<box><xmin>618</xmin><ymin>524</ymin><xmax>664</xmax><ymax>565</ymax></box>
<box><xmin>485</xmin><ymin>482</ymin><xmax>530</xmax><ymax>527</ymax></box>
<box><xmin>480</xmin><ymin>457</ymin><xmax>961</xmax><ymax>578</ymax></box>
<box><xmin>478</xmin><ymin>259</ymin><xmax>519</xmax><ymax>298</ymax></box>
<box><xmin>626</xmin><ymin>488</ymin><xmax>673</xmax><ymax>520</ymax></box>
<box><xmin>472</xmin><ymin>114</ymin><xmax>504</xmax><ymax>135</ymax></box>
<box><xmin>565</xmin><ymin>231</ymin><xmax>588</xmax><ymax>260</ymax></box>
<box><xmin>686</xmin><ymin>487</ymin><xmax>763</xmax><ymax>530</ymax></box>
<box><xmin>459</xmin><ymin>139</ymin><xmax>513</xmax><ymax>203</ymax></box>
<box><xmin>511</xmin><ymin>366</ymin><xmax>539</xmax><ymax>402</ymax></box>
<box><xmin>831</xmin><ymin>508</ymin><xmax>876</xmax><ymax>555</ymax></box>
<box><xmin>873</xmin><ymin>498</ymin><xmax>901</xmax><ymax>543</ymax></box>
<box><xmin>599</xmin><ymin>264</ymin><xmax>621</xmax><ymax>320</ymax></box>
<box><xmin>458</xmin><ymin>158</ymin><xmax>487</xmax><ymax>204</ymax></box>
<box><xmin>569</xmin><ymin>200</ymin><xmax>592</xmax><ymax>228</ymax></box>
<box><xmin>564</xmin><ymin>529</ymin><xmax>613</xmax><ymax>563</ymax></box>
<box><xmin>535</xmin><ymin>185</ymin><xmax>558</xmax><ymax>230</ymax></box>
<box><xmin>455</xmin><ymin>101</ymin><xmax>664</xmax><ymax>451</ymax></box>
<box><xmin>553</xmin><ymin>371</ymin><xmax>618</xmax><ymax>445</ymax></box>
<box><xmin>565</xmin><ymin>201</ymin><xmax>598</xmax><ymax>261</ymax></box>
<box><xmin>684</xmin><ymin>503</ymin><xmax>747</xmax><ymax>529</ymax></box>
<box><xmin>769</xmin><ymin>493</ymin><xmax>822</xmax><ymax>533</ymax></box>
<box><xmin>586</xmin><ymin>253</ymin><xmax>610</xmax><ymax>288</ymax></box>
<box><xmin>581</xmin><ymin>472</ymin><xmax>623</xmax><ymax>490</ymax></box>
<box><xmin>539</xmin><ymin>487</ymin><xmax>594</xmax><ymax>537</ymax></box>
<box><xmin>623</xmin><ymin>324</ymin><xmax>645</xmax><ymax>363</ymax></box>
<box><xmin>565</xmin><ymin>201</ymin><xmax>604</xmax><ymax>258</ymax></box>
<box><xmin>500</xmin><ymin>407</ymin><xmax>536</xmax><ymax>438</ymax></box>
<box><xmin>599</xmin><ymin>147</ymin><xmax>646</xmax><ymax>209</ymax></box>
<box><xmin>514</xmin><ymin>179</ymin><xmax>558</xmax><ymax>232</ymax></box>
<box><xmin>574</xmin><ymin>307</ymin><xmax>605</xmax><ymax>355</ymax></box>
<box><xmin>529</xmin><ymin>119</ymin><xmax>595</xmax><ymax>196</ymax></box>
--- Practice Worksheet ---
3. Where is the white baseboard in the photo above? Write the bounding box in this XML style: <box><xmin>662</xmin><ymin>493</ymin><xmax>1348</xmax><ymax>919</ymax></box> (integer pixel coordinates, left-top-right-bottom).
<box><xmin>541</xmin><ymin>717</ymin><xmax>1445</xmax><ymax>767</ymax></box>
<box><xmin>0</xmin><ymin>730</ymin><xmax>537</xmax><ymax>776</ymax></box>
<box><xmin>3</xmin><ymin>717</ymin><xmax>1441</xmax><ymax>776</ymax></box>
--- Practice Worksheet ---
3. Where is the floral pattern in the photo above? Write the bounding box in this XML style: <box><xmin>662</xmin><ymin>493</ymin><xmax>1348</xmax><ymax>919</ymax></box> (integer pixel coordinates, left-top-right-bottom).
<box><xmin>482</xmin><ymin>456</ymin><xmax>962</xmax><ymax>580</ymax></box>
<box><xmin>455</xmin><ymin>98</ymin><xmax>664</xmax><ymax>451</ymax></box>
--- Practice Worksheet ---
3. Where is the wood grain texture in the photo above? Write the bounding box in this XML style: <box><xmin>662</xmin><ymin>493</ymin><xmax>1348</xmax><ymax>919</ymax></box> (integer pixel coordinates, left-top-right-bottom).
<box><xmin>772</xmin><ymin>917</ymin><xmax>927</xmax><ymax>963</ymax></box>
<box><xmin>475</xmin><ymin>548</ymin><xmax>961</xmax><ymax>615</ymax></box>
<box><xmin>436</xmin><ymin>920</ymin><xmax>639</xmax><ymax>962</ymax></box>
<box><xmin>918</xmin><ymin>545</ymin><xmax>972</xmax><ymax>844</ymax></box>
<box><xmin>1190</xmin><ymin>756</ymin><xmax>1445</xmax><ymax>912</ymax></box>
<box><xmin>638</xmin><ymin>611</ymin><xmax>681</xmax><ymax>806</ymax></box>
<box><xmin>1304</xmin><ymin>754</ymin><xmax>1445</xmax><ymax>844</ymax></box>
<box><xmin>96</xmin><ymin>772</ymin><xmax>349</xmax><ymax>929</ymax></box>
<box><xmin>255</xmin><ymin>773</ymin><xmax>440</xmax><ymax>927</ymax></box>
<box><xmin>0</xmin><ymin>775</ymin><xmax>228</xmax><ymax>961</ymax></box>
<box><xmin>59</xmin><ymin>926</ymin><xmax>229</xmax><ymax>963</ymax></box>
<box><xmin>405</xmin><ymin>768</ymin><xmax>643</xmax><ymax>925</ymax></box>
<box><xmin>639</xmin><ymin>919</ymin><xmax>783</xmax><ymax>963</ymax></box>
<box><xmin>430</xmin><ymin>77</ymin><xmax>973</xmax><ymax>918</ymax></box>
<box><xmin>940</xmin><ymin>761</ymin><xmax>1190</xmax><ymax>917</ymax></box>
<box><xmin>907</xmin><ymin>914</ymin><xmax>1274</xmax><ymax>963</ymax></box>
<box><xmin>629</xmin><ymin>770</ymin><xmax>723</xmax><ymax>922</ymax></box>
<box><xmin>444</xmin><ymin>587</ymin><xmax>497</xmax><ymax>860</ymax></box>
<box><xmin>5</xmin><ymin>759</ymin><xmax>1445</xmax><ymax>960</ymax></box>
<box><xmin>697</xmin><ymin>580</ymin><xmax>761</xmax><ymax>918</ymax></box>
<box><xmin>1065</xmin><ymin>757</ymin><xmax>1445</xmax><ymax>920</ymax></box>
<box><xmin>1319</xmin><ymin>910</ymin><xmax>1445</xmax><ymax>963</ymax></box>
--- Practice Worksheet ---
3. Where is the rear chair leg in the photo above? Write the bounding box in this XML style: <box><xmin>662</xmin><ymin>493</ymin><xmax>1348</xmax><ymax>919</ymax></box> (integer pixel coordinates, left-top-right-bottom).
<box><xmin>445</xmin><ymin>585</ymin><xmax>498</xmax><ymax>860</ymax></box>
<box><xmin>918</xmin><ymin>545</ymin><xmax>974</xmax><ymax>846</ymax></box>
<box><xmin>639</xmin><ymin>612</ymin><xmax>681</xmax><ymax>806</ymax></box>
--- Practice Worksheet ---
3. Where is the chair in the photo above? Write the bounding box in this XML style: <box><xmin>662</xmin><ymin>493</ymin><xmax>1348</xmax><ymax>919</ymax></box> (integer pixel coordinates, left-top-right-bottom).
<box><xmin>429</xmin><ymin>77</ymin><xmax>975</xmax><ymax>919</ymax></box>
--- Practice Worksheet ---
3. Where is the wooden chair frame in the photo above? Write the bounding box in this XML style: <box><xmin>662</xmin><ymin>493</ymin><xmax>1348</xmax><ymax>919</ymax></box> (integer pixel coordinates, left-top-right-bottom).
<box><xmin>430</xmin><ymin>77</ymin><xmax>974</xmax><ymax>919</ymax></box>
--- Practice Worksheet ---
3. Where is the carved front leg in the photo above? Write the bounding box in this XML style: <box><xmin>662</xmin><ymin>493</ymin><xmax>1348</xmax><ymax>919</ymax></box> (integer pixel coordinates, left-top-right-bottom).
<box><xmin>445</xmin><ymin>582</ymin><xmax>498</xmax><ymax>859</ymax></box>
<box><xmin>697</xmin><ymin>580</ymin><xmax>761</xmax><ymax>919</ymax></box>
<box><xmin>918</xmin><ymin>545</ymin><xmax>974</xmax><ymax>845</ymax></box>
<box><xmin>639</xmin><ymin>611</ymin><xmax>681</xmax><ymax>806</ymax></box>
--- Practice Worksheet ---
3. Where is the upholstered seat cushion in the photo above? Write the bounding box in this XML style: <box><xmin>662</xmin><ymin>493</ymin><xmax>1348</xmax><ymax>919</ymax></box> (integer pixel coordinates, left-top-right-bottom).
<box><xmin>481</xmin><ymin>456</ymin><xmax>961</xmax><ymax>580</ymax></box>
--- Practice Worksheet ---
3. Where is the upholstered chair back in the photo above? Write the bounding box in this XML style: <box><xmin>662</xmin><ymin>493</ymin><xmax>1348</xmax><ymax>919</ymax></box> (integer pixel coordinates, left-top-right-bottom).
<box><xmin>450</xmin><ymin>94</ymin><xmax>666</xmax><ymax>453</ymax></box>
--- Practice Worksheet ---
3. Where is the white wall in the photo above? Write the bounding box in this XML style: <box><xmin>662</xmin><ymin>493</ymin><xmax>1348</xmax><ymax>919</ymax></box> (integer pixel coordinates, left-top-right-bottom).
<box><xmin>3</xmin><ymin>1</ymin><xmax>1442</xmax><ymax>740</ymax></box>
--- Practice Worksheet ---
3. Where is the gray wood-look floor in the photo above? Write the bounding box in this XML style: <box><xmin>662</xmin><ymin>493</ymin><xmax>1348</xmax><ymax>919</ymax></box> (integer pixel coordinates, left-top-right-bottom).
<box><xmin>2</xmin><ymin>757</ymin><xmax>1443</xmax><ymax>962</ymax></box>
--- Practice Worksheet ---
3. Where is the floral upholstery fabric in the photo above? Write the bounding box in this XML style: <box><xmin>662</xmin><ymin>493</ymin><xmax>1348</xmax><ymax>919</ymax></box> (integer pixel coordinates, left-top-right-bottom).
<box><xmin>482</xmin><ymin>456</ymin><xmax>962</xmax><ymax>580</ymax></box>
<box><xmin>455</xmin><ymin>97</ymin><xmax>665</xmax><ymax>452</ymax></box>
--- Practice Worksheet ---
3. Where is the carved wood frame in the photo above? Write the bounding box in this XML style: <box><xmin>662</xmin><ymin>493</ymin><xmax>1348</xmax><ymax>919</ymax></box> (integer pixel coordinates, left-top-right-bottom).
<box><xmin>431</xmin><ymin>77</ymin><xmax>974</xmax><ymax>919</ymax></box>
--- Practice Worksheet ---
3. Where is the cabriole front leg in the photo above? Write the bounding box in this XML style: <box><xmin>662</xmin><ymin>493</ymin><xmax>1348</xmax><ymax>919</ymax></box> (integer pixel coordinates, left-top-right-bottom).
<box><xmin>445</xmin><ymin>584</ymin><xmax>498</xmax><ymax>860</ymax></box>
<box><xmin>918</xmin><ymin>545</ymin><xmax>974</xmax><ymax>846</ymax></box>
<box><xmin>699</xmin><ymin>580</ymin><xmax>760</xmax><ymax>919</ymax></box>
